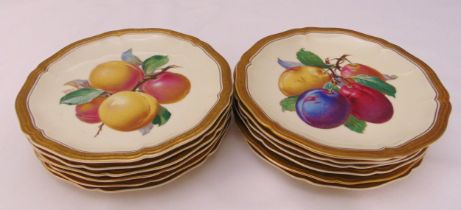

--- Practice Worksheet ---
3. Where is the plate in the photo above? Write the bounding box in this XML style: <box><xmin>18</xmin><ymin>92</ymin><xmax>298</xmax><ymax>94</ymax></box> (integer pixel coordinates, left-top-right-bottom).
<box><xmin>34</xmin><ymin>107</ymin><xmax>231</xmax><ymax>171</ymax></box>
<box><xmin>16</xmin><ymin>28</ymin><xmax>232</xmax><ymax>163</ymax></box>
<box><xmin>36</xmin><ymin>114</ymin><xmax>230</xmax><ymax>177</ymax></box>
<box><xmin>235</xmin><ymin>27</ymin><xmax>451</xmax><ymax>160</ymax></box>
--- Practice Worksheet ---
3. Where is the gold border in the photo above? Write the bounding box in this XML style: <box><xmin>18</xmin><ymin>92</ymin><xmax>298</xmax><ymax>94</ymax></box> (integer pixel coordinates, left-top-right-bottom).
<box><xmin>40</xmin><ymin>122</ymin><xmax>230</xmax><ymax>193</ymax></box>
<box><xmin>235</xmin><ymin>102</ymin><xmax>426</xmax><ymax>175</ymax></box>
<box><xmin>35</xmin><ymin>112</ymin><xmax>231</xmax><ymax>173</ymax></box>
<box><xmin>234</xmin><ymin>111</ymin><xmax>424</xmax><ymax>186</ymax></box>
<box><xmin>235</xmin><ymin>27</ymin><xmax>451</xmax><ymax>160</ymax></box>
<box><xmin>16</xmin><ymin>28</ymin><xmax>232</xmax><ymax>162</ymax></box>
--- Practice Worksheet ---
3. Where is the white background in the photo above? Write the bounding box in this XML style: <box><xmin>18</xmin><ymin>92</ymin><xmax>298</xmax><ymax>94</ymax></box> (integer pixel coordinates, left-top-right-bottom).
<box><xmin>1</xmin><ymin>0</ymin><xmax>460</xmax><ymax>209</ymax></box>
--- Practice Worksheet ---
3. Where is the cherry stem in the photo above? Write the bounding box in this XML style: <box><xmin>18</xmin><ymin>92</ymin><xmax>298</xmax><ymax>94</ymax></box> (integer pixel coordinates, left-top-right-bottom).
<box><xmin>324</xmin><ymin>54</ymin><xmax>353</xmax><ymax>91</ymax></box>
<box><xmin>335</xmin><ymin>54</ymin><xmax>349</xmax><ymax>70</ymax></box>
<box><xmin>325</xmin><ymin>58</ymin><xmax>341</xmax><ymax>86</ymax></box>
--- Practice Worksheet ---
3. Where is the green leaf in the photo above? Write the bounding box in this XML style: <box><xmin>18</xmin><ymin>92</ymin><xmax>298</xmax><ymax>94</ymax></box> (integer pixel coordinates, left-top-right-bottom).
<box><xmin>280</xmin><ymin>96</ymin><xmax>298</xmax><ymax>112</ymax></box>
<box><xmin>142</xmin><ymin>55</ymin><xmax>169</xmax><ymax>75</ymax></box>
<box><xmin>323</xmin><ymin>82</ymin><xmax>340</xmax><ymax>92</ymax></box>
<box><xmin>296</xmin><ymin>49</ymin><xmax>330</xmax><ymax>68</ymax></box>
<box><xmin>352</xmin><ymin>75</ymin><xmax>396</xmax><ymax>97</ymax></box>
<box><xmin>152</xmin><ymin>106</ymin><xmax>171</xmax><ymax>126</ymax></box>
<box><xmin>59</xmin><ymin>88</ymin><xmax>104</xmax><ymax>105</ymax></box>
<box><xmin>344</xmin><ymin>115</ymin><xmax>367</xmax><ymax>133</ymax></box>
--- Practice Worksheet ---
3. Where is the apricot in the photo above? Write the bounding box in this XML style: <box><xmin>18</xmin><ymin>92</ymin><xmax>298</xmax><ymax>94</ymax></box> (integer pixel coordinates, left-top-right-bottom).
<box><xmin>141</xmin><ymin>72</ymin><xmax>191</xmax><ymax>104</ymax></box>
<box><xmin>278</xmin><ymin>66</ymin><xmax>330</xmax><ymax>96</ymax></box>
<box><xmin>98</xmin><ymin>91</ymin><xmax>159</xmax><ymax>131</ymax></box>
<box><xmin>75</xmin><ymin>96</ymin><xmax>105</xmax><ymax>123</ymax></box>
<box><xmin>89</xmin><ymin>61</ymin><xmax>144</xmax><ymax>93</ymax></box>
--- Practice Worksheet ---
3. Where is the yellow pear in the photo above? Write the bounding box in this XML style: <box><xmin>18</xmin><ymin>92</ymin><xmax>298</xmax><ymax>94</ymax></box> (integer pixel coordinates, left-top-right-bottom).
<box><xmin>278</xmin><ymin>66</ymin><xmax>330</xmax><ymax>96</ymax></box>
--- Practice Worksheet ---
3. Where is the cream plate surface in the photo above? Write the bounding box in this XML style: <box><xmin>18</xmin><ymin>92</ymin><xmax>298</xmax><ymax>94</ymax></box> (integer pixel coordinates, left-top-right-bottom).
<box><xmin>246</xmin><ymin>32</ymin><xmax>439</xmax><ymax>150</ymax></box>
<box><xmin>27</xmin><ymin>33</ymin><xmax>223</xmax><ymax>153</ymax></box>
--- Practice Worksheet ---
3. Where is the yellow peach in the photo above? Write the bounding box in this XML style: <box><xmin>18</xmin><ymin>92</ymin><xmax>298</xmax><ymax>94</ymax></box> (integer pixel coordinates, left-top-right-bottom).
<box><xmin>89</xmin><ymin>61</ymin><xmax>144</xmax><ymax>93</ymax></box>
<box><xmin>98</xmin><ymin>91</ymin><xmax>159</xmax><ymax>131</ymax></box>
<box><xmin>278</xmin><ymin>66</ymin><xmax>330</xmax><ymax>96</ymax></box>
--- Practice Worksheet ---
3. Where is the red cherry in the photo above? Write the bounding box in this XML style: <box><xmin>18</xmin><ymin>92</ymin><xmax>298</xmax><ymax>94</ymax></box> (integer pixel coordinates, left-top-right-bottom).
<box><xmin>341</xmin><ymin>63</ymin><xmax>385</xmax><ymax>80</ymax></box>
<box><xmin>339</xmin><ymin>83</ymin><xmax>393</xmax><ymax>123</ymax></box>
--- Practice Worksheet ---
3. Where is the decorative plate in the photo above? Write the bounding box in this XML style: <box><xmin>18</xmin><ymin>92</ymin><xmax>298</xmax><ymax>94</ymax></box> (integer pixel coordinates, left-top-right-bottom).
<box><xmin>16</xmin><ymin>28</ymin><xmax>232</xmax><ymax>162</ymax></box>
<box><xmin>235</xmin><ymin>27</ymin><xmax>451</xmax><ymax>159</ymax></box>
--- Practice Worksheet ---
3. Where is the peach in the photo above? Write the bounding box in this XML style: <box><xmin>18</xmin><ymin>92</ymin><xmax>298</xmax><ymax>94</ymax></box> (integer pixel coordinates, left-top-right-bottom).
<box><xmin>89</xmin><ymin>61</ymin><xmax>144</xmax><ymax>93</ymax></box>
<box><xmin>75</xmin><ymin>96</ymin><xmax>105</xmax><ymax>123</ymax></box>
<box><xmin>279</xmin><ymin>66</ymin><xmax>330</xmax><ymax>96</ymax></box>
<box><xmin>98</xmin><ymin>91</ymin><xmax>159</xmax><ymax>131</ymax></box>
<box><xmin>141</xmin><ymin>72</ymin><xmax>191</xmax><ymax>104</ymax></box>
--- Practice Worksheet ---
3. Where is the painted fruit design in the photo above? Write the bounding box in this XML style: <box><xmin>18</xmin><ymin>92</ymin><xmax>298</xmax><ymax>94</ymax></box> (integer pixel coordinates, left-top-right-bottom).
<box><xmin>279</xmin><ymin>49</ymin><xmax>398</xmax><ymax>133</ymax></box>
<box><xmin>60</xmin><ymin>49</ymin><xmax>191</xmax><ymax>136</ymax></box>
<box><xmin>278</xmin><ymin>66</ymin><xmax>330</xmax><ymax>96</ymax></box>
<box><xmin>339</xmin><ymin>83</ymin><xmax>393</xmax><ymax>123</ymax></box>
<box><xmin>296</xmin><ymin>89</ymin><xmax>351</xmax><ymax>129</ymax></box>
<box><xmin>140</xmin><ymin>71</ymin><xmax>191</xmax><ymax>104</ymax></box>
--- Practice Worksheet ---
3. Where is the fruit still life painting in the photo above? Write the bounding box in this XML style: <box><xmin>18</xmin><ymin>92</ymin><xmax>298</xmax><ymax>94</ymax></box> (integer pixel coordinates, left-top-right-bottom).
<box><xmin>60</xmin><ymin>49</ymin><xmax>191</xmax><ymax>137</ymax></box>
<box><xmin>278</xmin><ymin>49</ymin><xmax>398</xmax><ymax>133</ymax></box>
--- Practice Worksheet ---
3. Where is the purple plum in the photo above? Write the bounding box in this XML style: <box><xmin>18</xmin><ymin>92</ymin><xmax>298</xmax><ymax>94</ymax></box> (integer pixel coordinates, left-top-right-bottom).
<box><xmin>296</xmin><ymin>89</ymin><xmax>351</xmax><ymax>129</ymax></box>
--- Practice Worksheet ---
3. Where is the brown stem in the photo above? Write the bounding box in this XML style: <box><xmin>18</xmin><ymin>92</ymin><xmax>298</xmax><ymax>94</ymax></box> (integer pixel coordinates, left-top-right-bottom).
<box><xmin>132</xmin><ymin>65</ymin><xmax>180</xmax><ymax>91</ymax></box>
<box><xmin>335</xmin><ymin>54</ymin><xmax>350</xmax><ymax>70</ymax></box>
<box><xmin>325</xmin><ymin>58</ymin><xmax>340</xmax><ymax>85</ymax></box>
<box><xmin>325</xmin><ymin>55</ymin><xmax>354</xmax><ymax>90</ymax></box>
<box><xmin>94</xmin><ymin>123</ymin><xmax>104</xmax><ymax>137</ymax></box>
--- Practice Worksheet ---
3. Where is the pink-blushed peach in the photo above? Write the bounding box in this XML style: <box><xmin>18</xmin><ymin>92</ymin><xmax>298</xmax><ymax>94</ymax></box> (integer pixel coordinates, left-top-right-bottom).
<box><xmin>141</xmin><ymin>72</ymin><xmax>191</xmax><ymax>104</ymax></box>
<box><xmin>75</xmin><ymin>96</ymin><xmax>105</xmax><ymax>123</ymax></box>
<box><xmin>89</xmin><ymin>61</ymin><xmax>144</xmax><ymax>93</ymax></box>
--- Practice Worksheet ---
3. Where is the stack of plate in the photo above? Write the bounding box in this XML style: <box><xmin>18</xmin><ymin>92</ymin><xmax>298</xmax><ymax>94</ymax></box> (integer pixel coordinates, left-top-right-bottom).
<box><xmin>16</xmin><ymin>29</ymin><xmax>233</xmax><ymax>192</ymax></box>
<box><xmin>234</xmin><ymin>27</ymin><xmax>451</xmax><ymax>189</ymax></box>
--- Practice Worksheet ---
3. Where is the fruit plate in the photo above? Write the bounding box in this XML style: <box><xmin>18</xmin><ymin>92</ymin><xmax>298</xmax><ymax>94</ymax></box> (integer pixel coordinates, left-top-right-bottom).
<box><xmin>234</xmin><ymin>113</ymin><xmax>424</xmax><ymax>189</ymax></box>
<box><xmin>234</xmin><ymin>102</ymin><xmax>425</xmax><ymax>170</ymax></box>
<box><xmin>234</xmin><ymin>98</ymin><xmax>423</xmax><ymax>165</ymax></box>
<box><xmin>235</xmin><ymin>27</ymin><xmax>451</xmax><ymax>160</ymax></box>
<box><xmin>36</xmin><ymin>118</ymin><xmax>228</xmax><ymax>181</ymax></box>
<box><xmin>35</xmin><ymin>112</ymin><xmax>231</xmax><ymax>175</ymax></box>
<box><xmin>32</xmin><ymin>106</ymin><xmax>231</xmax><ymax>171</ymax></box>
<box><xmin>16</xmin><ymin>28</ymin><xmax>232</xmax><ymax>163</ymax></box>
<box><xmin>40</xmin><ymin>122</ymin><xmax>230</xmax><ymax>193</ymax></box>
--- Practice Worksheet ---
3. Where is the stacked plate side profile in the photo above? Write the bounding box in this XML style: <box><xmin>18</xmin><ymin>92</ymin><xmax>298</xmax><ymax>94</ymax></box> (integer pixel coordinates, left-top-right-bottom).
<box><xmin>16</xmin><ymin>29</ymin><xmax>233</xmax><ymax>192</ymax></box>
<box><xmin>234</xmin><ymin>27</ymin><xmax>451</xmax><ymax>189</ymax></box>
